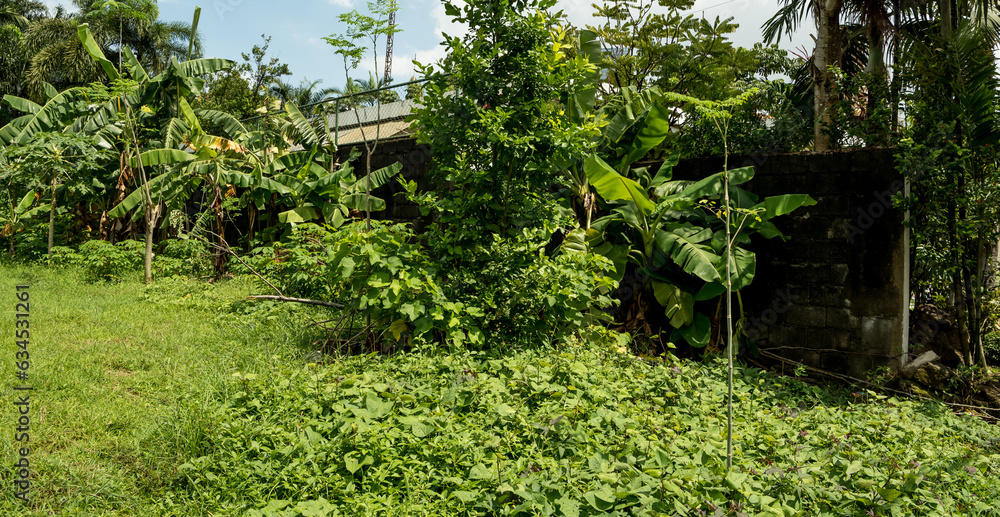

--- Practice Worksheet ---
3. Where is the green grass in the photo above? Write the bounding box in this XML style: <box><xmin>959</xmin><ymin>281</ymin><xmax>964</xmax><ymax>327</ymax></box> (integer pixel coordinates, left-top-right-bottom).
<box><xmin>0</xmin><ymin>265</ymin><xmax>998</xmax><ymax>516</ymax></box>
<box><xmin>0</xmin><ymin>265</ymin><xmax>321</xmax><ymax>516</ymax></box>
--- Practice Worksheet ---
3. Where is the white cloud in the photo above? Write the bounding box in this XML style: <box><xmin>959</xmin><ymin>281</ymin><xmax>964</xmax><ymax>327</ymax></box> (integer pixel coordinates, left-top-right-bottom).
<box><xmin>328</xmin><ymin>0</ymin><xmax>353</xmax><ymax>8</ymax></box>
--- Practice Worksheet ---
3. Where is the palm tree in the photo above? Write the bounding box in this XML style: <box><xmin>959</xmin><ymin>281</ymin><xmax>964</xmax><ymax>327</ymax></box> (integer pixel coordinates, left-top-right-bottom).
<box><xmin>763</xmin><ymin>0</ymin><xmax>898</xmax><ymax>149</ymax></box>
<box><xmin>21</xmin><ymin>0</ymin><xmax>200</xmax><ymax>96</ymax></box>
<box><xmin>0</xmin><ymin>0</ymin><xmax>47</xmax><ymax>123</ymax></box>
<box><xmin>268</xmin><ymin>78</ymin><xmax>338</xmax><ymax>110</ymax></box>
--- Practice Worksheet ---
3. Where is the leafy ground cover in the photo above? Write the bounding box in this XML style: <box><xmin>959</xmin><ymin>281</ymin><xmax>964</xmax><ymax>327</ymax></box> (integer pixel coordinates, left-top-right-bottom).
<box><xmin>1</xmin><ymin>266</ymin><xmax>999</xmax><ymax>516</ymax></box>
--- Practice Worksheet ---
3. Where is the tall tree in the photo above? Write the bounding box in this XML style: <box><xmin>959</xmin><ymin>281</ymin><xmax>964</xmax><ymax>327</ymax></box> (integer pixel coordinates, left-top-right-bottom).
<box><xmin>0</xmin><ymin>0</ymin><xmax>46</xmax><ymax>124</ymax></box>
<box><xmin>21</xmin><ymin>0</ymin><xmax>200</xmax><ymax>97</ymax></box>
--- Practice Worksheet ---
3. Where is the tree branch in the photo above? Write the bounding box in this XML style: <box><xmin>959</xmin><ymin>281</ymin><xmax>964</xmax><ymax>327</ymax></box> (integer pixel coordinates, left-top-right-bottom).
<box><xmin>247</xmin><ymin>295</ymin><xmax>345</xmax><ymax>309</ymax></box>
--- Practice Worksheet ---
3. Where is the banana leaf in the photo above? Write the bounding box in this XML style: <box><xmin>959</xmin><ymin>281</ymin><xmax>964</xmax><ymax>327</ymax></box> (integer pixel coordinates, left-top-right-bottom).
<box><xmin>585</xmin><ymin>153</ymin><xmax>655</xmax><ymax>213</ymax></box>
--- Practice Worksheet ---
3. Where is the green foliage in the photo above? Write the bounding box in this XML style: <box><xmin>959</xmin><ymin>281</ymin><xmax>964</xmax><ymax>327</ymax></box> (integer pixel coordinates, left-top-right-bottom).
<box><xmin>984</xmin><ymin>332</ymin><xmax>1000</xmax><ymax>365</ymax></box>
<box><xmin>828</xmin><ymin>67</ymin><xmax>895</xmax><ymax>148</ymax></box>
<box><xmin>197</xmin><ymin>35</ymin><xmax>292</xmax><ymax>122</ymax></box>
<box><xmin>264</xmin><ymin>221</ymin><xmax>486</xmax><ymax>348</ymax></box>
<box><xmin>410</xmin><ymin>1</ymin><xmax>600</xmax><ymax>247</ymax></box>
<box><xmin>151</xmin><ymin>338</ymin><xmax>1000</xmax><ymax>516</ymax></box>
<box><xmin>577</xmin><ymin>91</ymin><xmax>815</xmax><ymax>348</ymax></box>
<box><xmin>895</xmin><ymin>21</ymin><xmax>1000</xmax><ymax>366</ymax></box>
<box><xmin>72</xmin><ymin>239</ymin><xmax>144</xmax><ymax>282</ymax></box>
<box><xmin>260</xmin><ymin>222</ymin><xmax>615</xmax><ymax>350</ymax></box>
<box><xmin>588</xmin><ymin>0</ymin><xmax>757</xmax><ymax>105</ymax></box>
<box><xmin>443</xmin><ymin>230</ymin><xmax>617</xmax><ymax>348</ymax></box>
<box><xmin>675</xmin><ymin>80</ymin><xmax>813</xmax><ymax>157</ymax></box>
<box><xmin>154</xmin><ymin>238</ymin><xmax>213</xmax><ymax>277</ymax></box>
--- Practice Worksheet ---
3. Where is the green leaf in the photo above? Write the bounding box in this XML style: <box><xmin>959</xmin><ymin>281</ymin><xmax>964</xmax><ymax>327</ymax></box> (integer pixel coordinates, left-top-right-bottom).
<box><xmin>196</xmin><ymin>109</ymin><xmax>249</xmax><ymax>140</ymax></box>
<box><xmin>285</xmin><ymin>103</ymin><xmax>320</xmax><ymax>148</ymax></box>
<box><xmin>654</xmin><ymin>226</ymin><xmax>722</xmax><ymax>282</ymax></box>
<box><xmin>694</xmin><ymin>281</ymin><xmax>725</xmax><ymax>301</ymax></box>
<box><xmin>651</xmin><ymin>280</ymin><xmax>694</xmax><ymax>327</ymax></box>
<box><xmin>583</xmin><ymin>485</ymin><xmax>616</xmax><ymax>511</ymax></box>
<box><xmin>679</xmin><ymin>312</ymin><xmax>711</xmax><ymax>347</ymax></box>
<box><xmin>721</xmin><ymin>247</ymin><xmax>756</xmax><ymax>291</ymax></box>
<box><xmin>756</xmin><ymin>193</ymin><xmax>818</xmax><ymax>220</ymax></box>
<box><xmin>469</xmin><ymin>464</ymin><xmax>493</xmax><ymax>480</ymax></box>
<box><xmin>877</xmin><ymin>487</ymin><xmax>902</xmax><ymax>502</ymax></box>
<box><xmin>122</xmin><ymin>47</ymin><xmax>149</xmax><ymax>82</ymax></box>
<box><xmin>77</xmin><ymin>24</ymin><xmax>119</xmax><ymax>81</ymax></box>
<box><xmin>727</xmin><ymin>166</ymin><xmax>755</xmax><ymax>185</ymax></box>
<box><xmin>177</xmin><ymin>58</ymin><xmax>235</xmax><ymax>78</ymax></box>
<box><xmin>584</xmin><ymin>153</ymin><xmax>655</xmax><ymax>213</ymax></box>
<box><xmin>131</xmin><ymin>149</ymin><xmax>196</xmax><ymax>168</ymax></box>
<box><xmin>342</xmin><ymin>193</ymin><xmax>386</xmax><ymax>212</ymax></box>
<box><xmin>41</xmin><ymin>82</ymin><xmax>58</xmax><ymax>102</ymax></box>
<box><xmin>2</xmin><ymin>95</ymin><xmax>41</xmax><ymax>115</ymax></box>
<box><xmin>560</xmin><ymin>228</ymin><xmax>588</xmax><ymax>254</ymax></box>
<box><xmin>649</xmin><ymin>152</ymin><xmax>679</xmax><ymax>189</ymax></box>
<box><xmin>347</xmin><ymin>162</ymin><xmax>401</xmax><ymax>193</ymax></box>
<box><xmin>278</xmin><ymin>205</ymin><xmax>320</xmax><ymax>224</ymax></box>
<box><xmin>619</xmin><ymin>102</ymin><xmax>673</xmax><ymax>171</ymax></box>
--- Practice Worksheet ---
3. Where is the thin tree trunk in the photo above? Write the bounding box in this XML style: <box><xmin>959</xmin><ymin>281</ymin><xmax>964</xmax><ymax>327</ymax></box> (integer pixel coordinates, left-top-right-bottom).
<box><xmin>814</xmin><ymin>0</ymin><xmax>843</xmax><ymax>150</ymax></box>
<box><xmin>890</xmin><ymin>0</ymin><xmax>901</xmax><ymax>135</ymax></box>
<box><xmin>213</xmin><ymin>183</ymin><xmax>226</xmax><ymax>275</ymax></box>
<box><xmin>940</xmin><ymin>0</ymin><xmax>953</xmax><ymax>40</ymax></box>
<box><xmin>948</xmin><ymin>192</ymin><xmax>972</xmax><ymax>364</ymax></box>
<box><xmin>975</xmin><ymin>231</ymin><xmax>987</xmax><ymax>367</ymax></box>
<box><xmin>47</xmin><ymin>175</ymin><xmax>56</xmax><ymax>258</ymax></box>
<box><xmin>144</xmin><ymin>203</ymin><xmax>160</xmax><ymax>284</ymax></box>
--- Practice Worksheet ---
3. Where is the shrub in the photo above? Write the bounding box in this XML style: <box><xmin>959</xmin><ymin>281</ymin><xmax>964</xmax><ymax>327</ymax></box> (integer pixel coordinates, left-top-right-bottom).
<box><xmin>259</xmin><ymin>222</ymin><xmax>616</xmax><ymax>350</ymax></box>
<box><xmin>154</xmin><ymin>238</ymin><xmax>213</xmax><ymax>278</ymax></box>
<box><xmin>76</xmin><ymin>239</ymin><xmax>144</xmax><ymax>282</ymax></box>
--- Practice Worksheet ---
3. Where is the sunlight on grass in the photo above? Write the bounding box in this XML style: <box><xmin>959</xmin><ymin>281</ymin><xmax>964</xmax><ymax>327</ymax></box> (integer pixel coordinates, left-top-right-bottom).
<box><xmin>0</xmin><ymin>265</ymin><xmax>319</xmax><ymax>515</ymax></box>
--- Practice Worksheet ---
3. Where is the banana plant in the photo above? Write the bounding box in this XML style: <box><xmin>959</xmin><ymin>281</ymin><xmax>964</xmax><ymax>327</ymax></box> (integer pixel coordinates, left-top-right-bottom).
<box><xmin>573</xmin><ymin>150</ymin><xmax>815</xmax><ymax>347</ymax></box>
<box><xmin>268</xmin><ymin>102</ymin><xmax>403</xmax><ymax>229</ymax></box>
<box><xmin>0</xmin><ymin>190</ymin><xmax>48</xmax><ymax>255</ymax></box>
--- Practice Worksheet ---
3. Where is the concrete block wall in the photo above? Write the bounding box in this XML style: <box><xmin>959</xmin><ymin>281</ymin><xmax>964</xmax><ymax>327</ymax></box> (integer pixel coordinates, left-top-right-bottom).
<box><xmin>336</xmin><ymin>137</ymin><xmax>432</xmax><ymax>227</ymax></box>
<box><xmin>672</xmin><ymin>149</ymin><xmax>907</xmax><ymax>379</ymax></box>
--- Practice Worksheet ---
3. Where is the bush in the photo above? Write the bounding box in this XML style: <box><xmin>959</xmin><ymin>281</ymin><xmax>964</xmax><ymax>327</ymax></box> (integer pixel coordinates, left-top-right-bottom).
<box><xmin>257</xmin><ymin>222</ymin><xmax>616</xmax><ymax>350</ymax></box>
<box><xmin>76</xmin><ymin>239</ymin><xmax>144</xmax><ymax>282</ymax></box>
<box><xmin>154</xmin><ymin>238</ymin><xmax>213</xmax><ymax>278</ymax></box>
<box><xmin>264</xmin><ymin>222</ymin><xmax>485</xmax><ymax>348</ymax></box>
<box><xmin>443</xmin><ymin>233</ymin><xmax>617</xmax><ymax>348</ymax></box>
<box><xmin>985</xmin><ymin>332</ymin><xmax>1000</xmax><ymax>365</ymax></box>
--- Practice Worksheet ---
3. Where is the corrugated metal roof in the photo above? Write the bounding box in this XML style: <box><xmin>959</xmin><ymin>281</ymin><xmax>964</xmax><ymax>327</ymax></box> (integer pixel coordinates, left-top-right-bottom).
<box><xmin>333</xmin><ymin>121</ymin><xmax>414</xmax><ymax>146</ymax></box>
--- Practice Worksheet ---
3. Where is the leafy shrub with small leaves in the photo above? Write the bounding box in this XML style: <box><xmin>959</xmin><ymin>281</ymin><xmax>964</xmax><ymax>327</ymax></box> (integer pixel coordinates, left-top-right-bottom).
<box><xmin>263</xmin><ymin>222</ymin><xmax>487</xmax><ymax>347</ymax></box>
<box><xmin>73</xmin><ymin>239</ymin><xmax>144</xmax><ymax>282</ymax></box>
<box><xmin>261</xmin><ymin>222</ymin><xmax>616</xmax><ymax>349</ymax></box>
<box><xmin>153</xmin><ymin>238</ymin><xmax>213</xmax><ymax>278</ymax></box>
<box><xmin>151</xmin><ymin>338</ymin><xmax>1000</xmax><ymax>516</ymax></box>
<box><xmin>984</xmin><ymin>332</ymin><xmax>1000</xmax><ymax>365</ymax></box>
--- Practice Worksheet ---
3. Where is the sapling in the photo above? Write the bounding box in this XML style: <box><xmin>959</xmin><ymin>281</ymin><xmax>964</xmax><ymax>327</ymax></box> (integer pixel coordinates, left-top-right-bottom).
<box><xmin>665</xmin><ymin>89</ymin><xmax>760</xmax><ymax>471</ymax></box>
<box><xmin>324</xmin><ymin>0</ymin><xmax>401</xmax><ymax>231</ymax></box>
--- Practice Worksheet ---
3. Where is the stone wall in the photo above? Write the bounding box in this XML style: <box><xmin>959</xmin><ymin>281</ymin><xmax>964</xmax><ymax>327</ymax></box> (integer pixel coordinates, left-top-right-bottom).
<box><xmin>339</xmin><ymin>138</ymin><xmax>909</xmax><ymax>378</ymax></box>
<box><xmin>671</xmin><ymin>149</ymin><xmax>907</xmax><ymax>379</ymax></box>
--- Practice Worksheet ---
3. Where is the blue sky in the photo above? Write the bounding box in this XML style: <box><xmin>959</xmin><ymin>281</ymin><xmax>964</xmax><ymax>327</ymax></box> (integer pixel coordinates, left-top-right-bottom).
<box><xmin>41</xmin><ymin>0</ymin><xmax>812</xmax><ymax>90</ymax></box>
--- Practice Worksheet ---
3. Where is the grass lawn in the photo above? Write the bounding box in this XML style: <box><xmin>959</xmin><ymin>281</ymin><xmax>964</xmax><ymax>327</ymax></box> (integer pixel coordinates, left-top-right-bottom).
<box><xmin>0</xmin><ymin>265</ymin><xmax>318</xmax><ymax>515</ymax></box>
<box><xmin>1</xmin><ymin>265</ymin><xmax>998</xmax><ymax>516</ymax></box>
